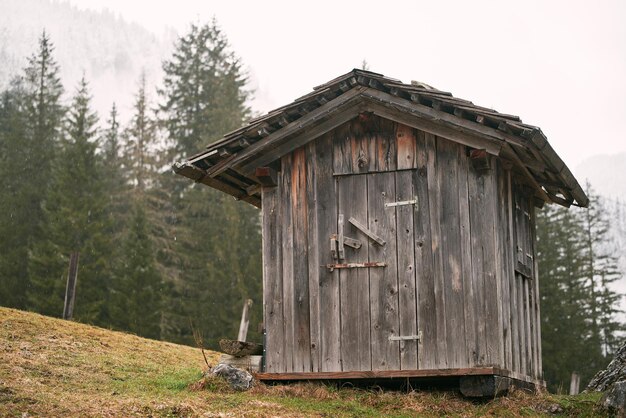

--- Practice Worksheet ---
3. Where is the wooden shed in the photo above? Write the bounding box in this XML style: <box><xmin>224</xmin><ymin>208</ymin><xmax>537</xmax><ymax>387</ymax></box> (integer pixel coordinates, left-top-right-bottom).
<box><xmin>174</xmin><ymin>69</ymin><xmax>588</xmax><ymax>394</ymax></box>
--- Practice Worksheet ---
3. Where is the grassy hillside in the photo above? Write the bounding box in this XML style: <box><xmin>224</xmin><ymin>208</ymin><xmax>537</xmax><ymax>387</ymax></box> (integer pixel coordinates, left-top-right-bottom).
<box><xmin>0</xmin><ymin>307</ymin><xmax>603</xmax><ymax>417</ymax></box>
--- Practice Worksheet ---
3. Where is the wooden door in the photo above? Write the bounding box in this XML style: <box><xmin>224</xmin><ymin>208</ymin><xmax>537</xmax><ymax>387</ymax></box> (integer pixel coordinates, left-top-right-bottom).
<box><xmin>334</xmin><ymin>170</ymin><xmax>419</xmax><ymax>371</ymax></box>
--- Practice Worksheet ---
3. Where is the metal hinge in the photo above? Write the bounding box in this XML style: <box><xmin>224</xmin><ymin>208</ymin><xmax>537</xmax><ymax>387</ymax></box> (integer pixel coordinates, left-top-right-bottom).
<box><xmin>326</xmin><ymin>262</ymin><xmax>386</xmax><ymax>272</ymax></box>
<box><xmin>385</xmin><ymin>198</ymin><xmax>418</xmax><ymax>208</ymax></box>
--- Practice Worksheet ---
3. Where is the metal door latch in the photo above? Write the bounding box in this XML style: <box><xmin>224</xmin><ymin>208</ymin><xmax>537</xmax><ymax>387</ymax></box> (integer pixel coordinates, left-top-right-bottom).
<box><xmin>388</xmin><ymin>331</ymin><xmax>422</xmax><ymax>342</ymax></box>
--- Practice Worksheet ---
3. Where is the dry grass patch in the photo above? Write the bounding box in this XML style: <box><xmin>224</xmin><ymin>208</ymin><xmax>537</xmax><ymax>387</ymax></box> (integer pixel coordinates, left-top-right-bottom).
<box><xmin>0</xmin><ymin>307</ymin><xmax>605</xmax><ymax>417</ymax></box>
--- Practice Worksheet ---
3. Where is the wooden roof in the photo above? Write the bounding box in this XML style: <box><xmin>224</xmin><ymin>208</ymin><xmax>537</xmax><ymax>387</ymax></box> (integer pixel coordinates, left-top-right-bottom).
<box><xmin>174</xmin><ymin>69</ymin><xmax>588</xmax><ymax>208</ymax></box>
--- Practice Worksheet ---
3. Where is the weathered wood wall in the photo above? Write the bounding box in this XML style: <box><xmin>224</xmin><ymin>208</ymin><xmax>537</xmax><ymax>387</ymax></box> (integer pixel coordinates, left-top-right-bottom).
<box><xmin>261</xmin><ymin>114</ymin><xmax>542</xmax><ymax>380</ymax></box>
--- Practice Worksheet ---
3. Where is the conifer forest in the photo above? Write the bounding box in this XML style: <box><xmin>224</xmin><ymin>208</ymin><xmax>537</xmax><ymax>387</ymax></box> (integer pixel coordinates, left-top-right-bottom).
<box><xmin>0</xmin><ymin>22</ymin><xmax>623</xmax><ymax>393</ymax></box>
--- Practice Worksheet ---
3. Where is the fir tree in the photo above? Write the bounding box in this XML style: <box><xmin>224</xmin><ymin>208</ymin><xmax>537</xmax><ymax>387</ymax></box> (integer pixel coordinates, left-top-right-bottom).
<box><xmin>160</xmin><ymin>20</ymin><xmax>250</xmax><ymax>155</ymax></box>
<box><xmin>580</xmin><ymin>185</ymin><xmax>623</xmax><ymax>356</ymax></box>
<box><xmin>538</xmin><ymin>187</ymin><xmax>624</xmax><ymax>392</ymax></box>
<box><xmin>0</xmin><ymin>32</ymin><xmax>64</xmax><ymax>309</ymax></box>
<box><xmin>159</xmin><ymin>20</ymin><xmax>262</xmax><ymax>347</ymax></box>
<box><xmin>110</xmin><ymin>74</ymin><xmax>167</xmax><ymax>338</ymax></box>
<box><xmin>113</xmin><ymin>205</ymin><xmax>162</xmax><ymax>339</ymax></box>
<box><xmin>102</xmin><ymin>103</ymin><xmax>122</xmax><ymax>170</ymax></box>
<box><xmin>0</xmin><ymin>81</ymin><xmax>30</xmax><ymax>308</ymax></box>
<box><xmin>27</xmin><ymin>77</ymin><xmax>111</xmax><ymax>323</ymax></box>
<box><xmin>100</xmin><ymin>102</ymin><xmax>128</xmax><ymax>230</ymax></box>
<box><xmin>538</xmin><ymin>205</ymin><xmax>589</xmax><ymax>391</ymax></box>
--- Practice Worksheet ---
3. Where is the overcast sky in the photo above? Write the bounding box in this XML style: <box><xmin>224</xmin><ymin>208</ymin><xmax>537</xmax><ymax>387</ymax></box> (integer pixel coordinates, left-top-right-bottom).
<box><xmin>66</xmin><ymin>0</ymin><xmax>625</xmax><ymax>167</ymax></box>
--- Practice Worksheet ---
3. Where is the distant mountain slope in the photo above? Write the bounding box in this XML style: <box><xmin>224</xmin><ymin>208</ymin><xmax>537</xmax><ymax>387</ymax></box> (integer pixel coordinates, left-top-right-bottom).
<box><xmin>0</xmin><ymin>0</ymin><xmax>176</xmax><ymax>121</ymax></box>
<box><xmin>575</xmin><ymin>153</ymin><xmax>626</xmax><ymax>199</ymax></box>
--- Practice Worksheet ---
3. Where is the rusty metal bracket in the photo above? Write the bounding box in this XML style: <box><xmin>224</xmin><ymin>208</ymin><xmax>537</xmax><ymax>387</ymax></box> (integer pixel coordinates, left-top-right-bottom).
<box><xmin>325</xmin><ymin>262</ymin><xmax>387</xmax><ymax>272</ymax></box>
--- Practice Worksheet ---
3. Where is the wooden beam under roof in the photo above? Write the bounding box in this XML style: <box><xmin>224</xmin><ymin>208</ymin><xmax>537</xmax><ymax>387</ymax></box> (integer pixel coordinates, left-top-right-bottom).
<box><xmin>360</xmin><ymin>88</ymin><xmax>529</xmax><ymax>149</ymax></box>
<box><xmin>239</xmin><ymin>101</ymin><xmax>366</xmax><ymax>176</ymax></box>
<box><xmin>173</xmin><ymin>162</ymin><xmax>261</xmax><ymax>208</ymax></box>
<box><xmin>361</xmin><ymin>100</ymin><xmax>502</xmax><ymax>156</ymax></box>
<box><xmin>224</xmin><ymin>86</ymin><xmax>365</xmax><ymax>172</ymax></box>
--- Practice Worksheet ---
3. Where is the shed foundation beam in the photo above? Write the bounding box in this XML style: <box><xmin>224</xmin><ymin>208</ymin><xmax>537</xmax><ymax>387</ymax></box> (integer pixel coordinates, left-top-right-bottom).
<box><xmin>459</xmin><ymin>375</ymin><xmax>512</xmax><ymax>398</ymax></box>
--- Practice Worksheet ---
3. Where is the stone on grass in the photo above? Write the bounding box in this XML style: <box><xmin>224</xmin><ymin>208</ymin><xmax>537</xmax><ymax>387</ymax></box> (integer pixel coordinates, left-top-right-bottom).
<box><xmin>601</xmin><ymin>380</ymin><xmax>626</xmax><ymax>416</ymax></box>
<box><xmin>587</xmin><ymin>341</ymin><xmax>626</xmax><ymax>392</ymax></box>
<box><xmin>212</xmin><ymin>363</ymin><xmax>253</xmax><ymax>391</ymax></box>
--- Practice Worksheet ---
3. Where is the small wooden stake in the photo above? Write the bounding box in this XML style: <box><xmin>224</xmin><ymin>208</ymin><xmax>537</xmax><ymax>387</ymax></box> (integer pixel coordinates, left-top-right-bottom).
<box><xmin>569</xmin><ymin>372</ymin><xmax>580</xmax><ymax>395</ymax></box>
<box><xmin>63</xmin><ymin>252</ymin><xmax>80</xmax><ymax>320</ymax></box>
<box><xmin>238</xmin><ymin>299</ymin><xmax>253</xmax><ymax>342</ymax></box>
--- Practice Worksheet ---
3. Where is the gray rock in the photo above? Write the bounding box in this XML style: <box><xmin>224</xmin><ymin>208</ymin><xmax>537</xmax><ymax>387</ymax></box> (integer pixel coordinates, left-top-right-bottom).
<box><xmin>601</xmin><ymin>380</ymin><xmax>626</xmax><ymax>417</ymax></box>
<box><xmin>587</xmin><ymin>341</ymin><xmax>626</xmax><ymax>392</ymax></box>
<box><xmin>212</xmin><ymin>363</ymin><xmax>253</xmax><ymax>391</ymax></box>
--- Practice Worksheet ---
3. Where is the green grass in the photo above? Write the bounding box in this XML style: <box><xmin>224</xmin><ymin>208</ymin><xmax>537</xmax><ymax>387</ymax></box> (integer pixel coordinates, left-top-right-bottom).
<box><xmin>0</xmin><ymin>307</ymin><xmax>609</xmax><ymax>417</ymax></box>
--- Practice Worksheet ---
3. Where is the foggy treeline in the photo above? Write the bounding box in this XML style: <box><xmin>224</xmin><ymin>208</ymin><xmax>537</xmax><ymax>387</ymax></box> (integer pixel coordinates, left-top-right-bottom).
<box><xmin>0</xmin><ymin>20</ymin><xmax>623</xmax><ymax>393</ymax></box>
<box><xmin>537</xmin><ymin>189</ymin><xmax>624</xmax><ymax>391</ymax></box>
<box><xmin>0</xmin><ymin>23</ymin><xmax>262</xmax><ymax>349</ymax></box>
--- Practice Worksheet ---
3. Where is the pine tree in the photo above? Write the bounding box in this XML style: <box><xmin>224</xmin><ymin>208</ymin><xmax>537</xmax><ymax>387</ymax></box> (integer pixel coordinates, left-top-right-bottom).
<box><xmin>0</xmin><ymin>81</ymin><xmax>30</xmax><ymax>308</ymax></box>
<box><xmin>0</xmin><ymin>32</ymin><xmax>64</xmax><ymax>309</ymax></box>
<box><xmin>580</xmin><ymin>185</ymin><xmax>623</xmax><ymax>356</ymax></box>
<box><xmin>113</xmin><ymin>205</ymin><xmax>162</xmax><ymax>339</ymax></box>
<box><xmin>537</xmin><ymin>204</ymin><xmax>589</xmax><ymax>391</ymax></box>
<box><xmin>100</xmin><ymin>102</ymin><xmax>128</xmax><ymax>235</ymax></box>
<box><xmin>538</xmin><ymin>187</ymin><xmax>625</xmax><ymax>392</ymax></box>
<box><xmin>27</xmin><ymin>77</ymin><xmax>111</xmax><ymax>324</ymax></box>
<box><xmin>160</xmin><ymin>20</ymin><xmax>250</xmax><ymax>155</ymax></box>
<box><xmin>159</xmin><ymin>20</ymin><xmax>262</xmax><ymax>347</ymax></box>
<box><xmin>110</xmin><ymin>74</ymin><xmax>167</xmax><ymax>338</ymax></box>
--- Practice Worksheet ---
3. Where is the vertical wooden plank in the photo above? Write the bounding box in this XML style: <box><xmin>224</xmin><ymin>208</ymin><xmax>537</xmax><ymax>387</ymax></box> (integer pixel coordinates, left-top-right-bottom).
<box><xmin>333</xmin><ymin>121</ymin><xmax>353</xmax><ymax>175</ymax></box>
<box><xmin>513</xmin><ymin>189</ymin><xmax>528</xmax><ymax>377</ymax></box>
<box><xmin>491</xmin><ymin>166</ymin><xmax>505</xmax><ymax>368</ymax></box>
<box><xmin>534</xmin><ymin>259</ymin><xmax>543</xmax><ymax>379</ymax></box>
<box><xmin>524</xmin><ymin>277</ymin><xmax>533</xmax><ymax>376</ymax></box>
<box><xmin>280</xmin><ymin>154</ymin><xmax>294</xmax><ymax>372</ymax></box>
<box><xmin>458</xmin><ymin>144</ymin><xmax>475</xmax><ymax>367</ymax></box>
<box><xmin>467</xmin><ymin>156</ymin><xmax>488</xmax><ymax>366</ymax></box>
<box><xmin>415</xmin><ymin>129</ymin><xmax>437</xmax><ymax>370</ymax></box>
<box><xmin>396</xmin><ymin>123</ymin><xmax>417</xmax><ymax>170</ymax></box>
<box><xmin>368</xmin><ymin>171</ymin><xmax>400</xmax><ymax>370</ymax></box>
<box><xmin>351</xmin><ymin>122</ymin><xmax>371</xmax><ymax>175</ymax></box>
<box><xmin>437</xmin><ymin>138</ymin><xmax>466</xmax><ymax>368</ymax></box>
<box><xmin>291</xmin><ymin>147</ymin><xmax>311</xmax><ymax>372</ymax></box>
<box><xmin>316</xmin><ymin>132</ymin><xmax>341</xmax><ymax>372</ymax></box>
<box><xmin>395</xmin><ymin>169</ymin><xmax>418</xmax><ymax>370</ymax></box>
<box><xmin>525</xmin><ymin>196</ymin><xmax>538</xmax><ymax>378</ymax></box>
<box><xmin>338</xmin><ymin>174</ymin><xmax>371</xmax><ymax>371</ymax></box>
<box><xmin>517</xmin><ymin>273</ymin><xmax>527</xmax><ymax>377</ymax></box>
<box><xmin>483</xmin><ymin>159</ymin><xmax>501</xmax><ymax>367</ymax></box>
<box><xmin>526</xmin><ymin>272</ymin><xmax>536</xmax><ymax>376</ymax></box>
<box><xmin>497</xmin><ymin>164</ymin><xmax>513</xmax><ymax>372</ymax></box>
<box><xmin>376</xmin><ymin>119</ymin><xmax>397</xmax><ymax>172</ymax></box>
<box><xmin>426</xmin><ymin>133</ymin><xmax>448</xmax><ymax>368</ymax></box>
<box><xmin>262</xmin><ymin>185</ymin><xmax>284</xmax><ymax>373</ymax></box>
<box><xmin>531</xmin><ymin>205</ymin><xmax>543</xmax><ymax>379</ymax></box>
<box><xmin>507</xmin><ymin>171</ymin><xmax>520</xmax><ymax>374</ymax></box>
<box><xmin>368</xmin><ymin>122</ymin><xmax>380</xmax><ymax>173</ymax></box>
<box><xmin>306</xmin><ymin>141</ymin><xmax>320</xmax><ymax>372</ymax></box>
